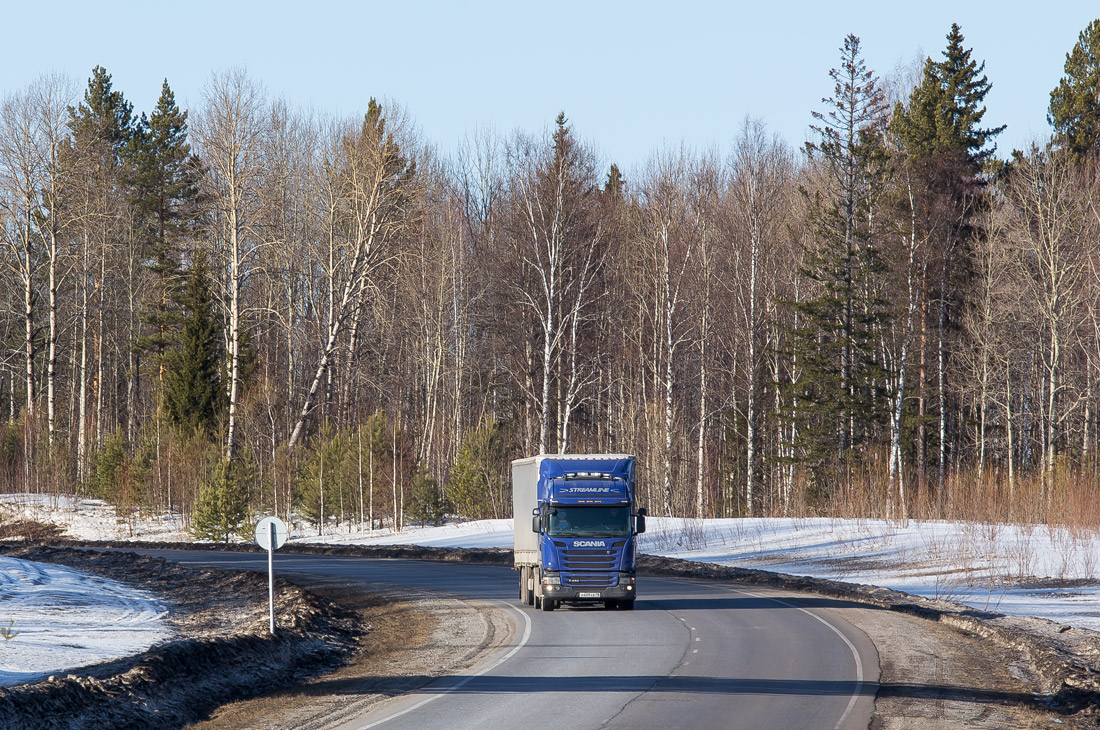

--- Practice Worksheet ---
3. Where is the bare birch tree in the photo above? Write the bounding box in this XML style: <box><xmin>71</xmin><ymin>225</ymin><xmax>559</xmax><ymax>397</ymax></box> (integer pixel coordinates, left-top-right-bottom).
<box><xmin>193</xmin><ymin>68</ymin><xmax>267</xmax><ymax>460</ymax></box>
<box><xmin>286</xmin><ymin>99</ymin><xmax>416</xmax><ymax>448</ymax></box>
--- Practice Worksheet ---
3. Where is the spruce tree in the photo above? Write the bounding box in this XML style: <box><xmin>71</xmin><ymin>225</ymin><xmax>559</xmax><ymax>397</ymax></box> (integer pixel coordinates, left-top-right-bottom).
<box><xmin>891</xmin><ymin>23</ymin><xmax>1003</xmax><ymax>489</ymax></box>
<box><xmin>785</xmin><ymin>34</ymin><xmax>890</xmax><ymax>492</ymax></box>
<box><xmin>163</xmin><ymin>250</ymin><xmax>223</xmax><ymax>436</ymax></box>
<box><xmin>893</xmin><ymin>23</ymin><xmax>1005</xmax><ymax>169</ymax></box>
<box><xmin>1049</xmin><ymin>19</ymin><xmax>1100</xmax><ymax>160</ymax></box>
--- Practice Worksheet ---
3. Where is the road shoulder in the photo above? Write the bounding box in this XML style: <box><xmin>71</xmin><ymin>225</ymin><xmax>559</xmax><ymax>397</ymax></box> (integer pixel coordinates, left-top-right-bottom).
<box><xmin>186</xmin><ymin>573</ymin><xmax>518</xmax><ymax>730</ymax></box>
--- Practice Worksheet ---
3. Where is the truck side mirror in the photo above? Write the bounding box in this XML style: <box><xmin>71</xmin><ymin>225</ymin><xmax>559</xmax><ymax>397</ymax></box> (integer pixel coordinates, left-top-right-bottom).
<box><xmin>635</xmin><ymin>507</ymin><xmax>647</xmax><ymax>534</ymax></box>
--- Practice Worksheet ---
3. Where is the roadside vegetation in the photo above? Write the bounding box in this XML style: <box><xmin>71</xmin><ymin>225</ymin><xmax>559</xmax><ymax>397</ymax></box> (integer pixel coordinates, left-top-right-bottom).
<box><xmin>2</xmin><ymin>22</ymin><xmax>1100</xmax><ymax>538</ymax></box>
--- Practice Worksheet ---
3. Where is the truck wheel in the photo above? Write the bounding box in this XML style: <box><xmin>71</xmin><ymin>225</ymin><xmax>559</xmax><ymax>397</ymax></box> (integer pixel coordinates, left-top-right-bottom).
<box><xmin>525</xmin><ymin>571</ymin><xmax>539</xmax><ymax>602</ymax></box>
<box><xmin>620</xmin><ymin>600</ymin><xmax>635</xmax><ymax>611</ymax></box>
<box><xmin>541</xmin><ymin>598</ymin><xmax>555</xmax><ymax>611</ymax></box>
<box><xmin>521</xmin><ymin>567</ymin><xmax>534</xmax><ymax>606</ymax></box>
<box><xmin>604</xmin><ymin>600</ymin><xmax>618</xmax><ymax>610</ymax></box>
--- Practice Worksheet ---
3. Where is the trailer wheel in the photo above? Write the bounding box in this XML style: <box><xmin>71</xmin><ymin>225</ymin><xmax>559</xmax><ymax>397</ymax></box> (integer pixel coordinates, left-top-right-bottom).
<box><xmin>521</xmin><ymin>567</ymin><xmax>534</xmax><ymax>605</ymax></box>
<box><xmin>525</xmin><ymin>577</ymin><xmax>535</xmax><ymax>607</ymax></box>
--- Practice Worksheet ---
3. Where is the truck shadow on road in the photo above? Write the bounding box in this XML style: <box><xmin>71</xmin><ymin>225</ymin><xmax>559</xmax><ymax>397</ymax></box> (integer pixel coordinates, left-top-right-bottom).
<box><xmin>631</xmin><ymin>596</ymin><xmax>875</xmax><ymax>611</ymax></box>
<box><xmin>304</xmin><ymin>672</ymin><xmax>1044</xmax><ymax>707</ymax></box>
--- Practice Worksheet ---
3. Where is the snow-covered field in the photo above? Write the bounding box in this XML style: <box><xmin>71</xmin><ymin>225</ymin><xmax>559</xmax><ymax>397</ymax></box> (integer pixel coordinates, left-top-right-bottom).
<box><xmin>7</xmin><ymin>492</ymin><xmax>1100</xmax><ymax>686</ymax></box>
<box><xmin>0</xmin><ymin>555</ymin><xmax>171</xmax><ymax>686</ymax></box>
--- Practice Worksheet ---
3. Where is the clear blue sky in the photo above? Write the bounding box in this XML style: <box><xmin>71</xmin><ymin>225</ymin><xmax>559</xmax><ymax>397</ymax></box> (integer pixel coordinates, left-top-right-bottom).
<box><xmin>6</xmin><ymin>2</ymin><xmax>1097</xmax><ymax>173</ymax></box>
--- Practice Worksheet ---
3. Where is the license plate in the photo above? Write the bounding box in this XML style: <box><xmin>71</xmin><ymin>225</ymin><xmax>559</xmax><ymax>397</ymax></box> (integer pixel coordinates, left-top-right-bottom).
<box><xmin>578</xmin><ymin>592</ymin><xmax>600</xmax><ymax>598</ymax></box>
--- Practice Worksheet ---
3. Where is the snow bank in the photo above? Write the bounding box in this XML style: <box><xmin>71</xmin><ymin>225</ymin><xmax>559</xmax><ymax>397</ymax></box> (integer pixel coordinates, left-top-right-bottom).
<box><xmin>0</xmin><ymin>556</ymin><xmax>171</xmax><ymax>686</ymax></box>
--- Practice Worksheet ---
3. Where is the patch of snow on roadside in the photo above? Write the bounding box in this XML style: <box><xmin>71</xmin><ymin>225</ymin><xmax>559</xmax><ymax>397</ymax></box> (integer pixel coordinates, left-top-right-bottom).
<box><xmin>1</xmin><ymin>493</ymin><xmax>189</xmax><ymax>542</ymax></box>
<box><xmin>295</xmin><ymin>519</ymin><xmax>513</xmax><ymax>549</ymax></box>
<box><xmin>0</xmin><ymin>556</ymin><xmax>172</xmax><ymax>686</ymax></box>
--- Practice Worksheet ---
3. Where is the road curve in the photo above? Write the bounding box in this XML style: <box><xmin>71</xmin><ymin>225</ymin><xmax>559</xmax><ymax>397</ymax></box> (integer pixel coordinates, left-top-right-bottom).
<box><xmin>137</xmin><ymin>550</ymin><xmax>878</xmax><ymax>730</ymax></box>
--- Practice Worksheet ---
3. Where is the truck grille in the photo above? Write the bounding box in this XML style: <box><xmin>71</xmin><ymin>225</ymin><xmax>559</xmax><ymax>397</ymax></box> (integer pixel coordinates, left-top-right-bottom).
<box><xmin>561</xmin><ymin>548</ymin><xmax>616</xmax><ymax>571</ymax></box>
<box><xmin>565</xmin><ymin>573</ymin><xmax>616</xmax><ymax>587</ymax></box>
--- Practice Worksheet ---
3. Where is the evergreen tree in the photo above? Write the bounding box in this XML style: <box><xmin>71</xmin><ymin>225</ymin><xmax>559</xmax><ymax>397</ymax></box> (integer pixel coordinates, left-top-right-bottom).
<box><xmin>191</xmin><ymin>457</ymin><xmax>252</xmax><ymax>543</ymax></box>
<box><xmin>604</xmin><ymin>163</ymin><xmax>625</xmax><ymax>198</ymax></box>
<box><xmin>785</xmin><ymin>34</ymin><xmax>890</xmax><ymax>492</ymax></box>
<box><xmin>406</xmin><ymin>466</ymin><xmax>450</xmax><ymax>526</ymax></box>
<box><xmin>448</xmin><ymin>418</ymin><xmax>509</xmax><ymax>519</ymax></box>
<box><xmin>890</xmin><ymin>24</ymin><xmax>1004</xmax><ymax>490</ymax></box>
<box><xmin>163</xmin><ymin>250</ymin><xmax>223</xmax><ymax>436</ymax></box>
<box><xmin>69</xmin><ymin>66</ymin><xmax>134</xmax><ymax>155</ymax></box>
<box><xmin>295</xmin><ymin>423</ymin><xmax>353</xmax><ymax>531</ymax></box>
<box><xmin>1049</xmin><ymin>19</ymin><xmax>1100</xmax><ymax>160</ymax></box>
<box><xmin>87</xmin><ymin>430</ymin><xmax>130</xmax><ymax>502</ymax></box>
<box><xmin>893</xmin><ymin>23</ymin><xmax>1005</xmax><ymax>169</ymax></box>
<box><xmin>132</xmin><ymin>80</ymin><xmax>204</xmax><ymax>375</ymax></box>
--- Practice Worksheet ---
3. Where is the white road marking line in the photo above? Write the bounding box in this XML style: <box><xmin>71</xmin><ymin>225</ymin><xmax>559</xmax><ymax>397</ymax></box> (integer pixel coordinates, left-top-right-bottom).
<box><xmin>351</xmin><ymin>601</ymin><xmax>533</xmax><ymax>729</ymax></box>
<box><xmin>740</xmin><ymin>588</ymin><xmax>866</xmax><ymax>730</ymax></box>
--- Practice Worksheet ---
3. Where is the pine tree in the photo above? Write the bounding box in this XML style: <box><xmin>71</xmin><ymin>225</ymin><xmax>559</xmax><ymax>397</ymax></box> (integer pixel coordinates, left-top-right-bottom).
<box><xmin>448</xmin><ymin>418</ymin><xmax>509</xmax><ymax>519</ymax></box>
<box><xmin>295</xmin><ymin>423</ymin><xmax>353</xmax><ymax>532</ymax></box>
<box><xmin>163</xmin><ymin>250</ymin><xmax>223</xmax><ymax>436</ymax></box>
<box><xmin>68</xmin><ymin>66</ymin><xmax>137</xmax><ymax>479</ymax></box>
<box><xmin>70</xmin><ymin>66</ymin><xmax>134</xmax><ymax>154</ymax></box>
<box><xmin>406</xmin><ymin>466</ymin><xmax>450</xmax><ymax>526</ymax></box>
<box><xmin>191</xmin><ymin>457</ymin><xmax>252</xmax><ymax>543</ymax></box>
<box><xmin>132</xmin><ymin>80</ymin><xmax>204</xmax><ymax>377</ymax></box>
<box><xmin>1049</xmin><ymin>19</ymin><xmax>1100</xmax><ymax>160</ymax></box>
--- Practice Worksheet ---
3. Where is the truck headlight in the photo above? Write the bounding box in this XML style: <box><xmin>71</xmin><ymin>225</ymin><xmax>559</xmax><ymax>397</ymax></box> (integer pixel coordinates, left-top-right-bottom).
<box><xmin>618</xmin><ymin>573</ymin><xmax>636</xmax><ymax>586</ymax></box>
<box><xmin>542</xmin><ymin>574</ymin><xmax>561</xmax><ymax>585</ymax></box>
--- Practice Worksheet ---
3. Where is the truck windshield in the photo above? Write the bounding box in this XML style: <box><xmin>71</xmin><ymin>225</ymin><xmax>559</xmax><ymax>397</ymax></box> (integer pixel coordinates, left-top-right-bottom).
<box><xmin>547</xmin><ymin>506</ymin><xmax>631</xmax><ymax>537</ymax></box>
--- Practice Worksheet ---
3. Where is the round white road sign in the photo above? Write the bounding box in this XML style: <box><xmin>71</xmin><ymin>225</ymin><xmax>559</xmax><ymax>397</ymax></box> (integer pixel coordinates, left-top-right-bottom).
<box><xmin>255</xmin><ymin>516</ymin><xmax>289</xmax><ymax>550</ymax></box>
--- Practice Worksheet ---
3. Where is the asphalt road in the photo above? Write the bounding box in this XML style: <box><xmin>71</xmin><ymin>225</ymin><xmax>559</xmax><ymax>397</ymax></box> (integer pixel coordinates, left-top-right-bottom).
<box><xmin>140</xmin><ymin>550</ymin><xmax>879</xmax><ymax>730</ymax></box>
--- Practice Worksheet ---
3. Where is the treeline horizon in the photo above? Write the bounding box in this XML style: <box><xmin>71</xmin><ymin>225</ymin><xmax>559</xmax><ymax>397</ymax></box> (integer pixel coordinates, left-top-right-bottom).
<box><xmin>4</xmin><ymin>20</ymin><xmax>1100</xmax><ymax>537</ymax></box>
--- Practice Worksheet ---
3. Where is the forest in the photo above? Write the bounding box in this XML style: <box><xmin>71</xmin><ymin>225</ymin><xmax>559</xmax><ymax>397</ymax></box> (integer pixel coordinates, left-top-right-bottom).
<box><xmin>3</xmin><ymin>21</ymin><xmax>1100</xmax><ymax>538</ymax></box>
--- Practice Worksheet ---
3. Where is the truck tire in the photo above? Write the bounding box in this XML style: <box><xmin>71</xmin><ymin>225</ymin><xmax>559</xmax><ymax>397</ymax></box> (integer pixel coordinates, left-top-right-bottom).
<box><xmin>620</xmin><ymin>600</ymin><xmax>635</xmax><ymax>611</ymax></box>
<box><xmin>541</xmin><ymin>598</ymin><xmax>556</xmax><ymax>611</ymax></box>
<box><xmin>604</xmin><ymin>599</ymin><xmax>618</xmax><ymax>610</ymax></box>
<box><xmin>519</xmin><ymin>567</ymin><xmax>526</xmax><ymax>604</ymax></box>
<box><xmin>521</xmin><ymin>567</ymin><xmax>534</xmax><ymax>606</ymax></box>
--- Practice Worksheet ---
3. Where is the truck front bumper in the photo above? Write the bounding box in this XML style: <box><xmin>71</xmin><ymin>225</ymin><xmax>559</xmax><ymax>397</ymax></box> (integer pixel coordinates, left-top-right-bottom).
<box><xmin>540</xmin><ymin>579</ymin><xmax>636</xmax><ymax>602</ymax></box>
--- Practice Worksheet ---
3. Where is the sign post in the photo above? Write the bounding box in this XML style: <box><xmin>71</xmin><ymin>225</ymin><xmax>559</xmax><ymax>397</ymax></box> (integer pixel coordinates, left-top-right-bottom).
<box><xmin>254</xmin><ymin>516</ymin><xmax>288</xmax><ymax>635</ymax></box>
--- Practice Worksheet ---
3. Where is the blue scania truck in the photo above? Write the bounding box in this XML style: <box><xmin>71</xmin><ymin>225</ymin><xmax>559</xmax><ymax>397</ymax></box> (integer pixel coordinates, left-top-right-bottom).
<box><xmin>513</xmin><ymin>454</ymin><xmax>647</xmax><ymax>611</ymax></box>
